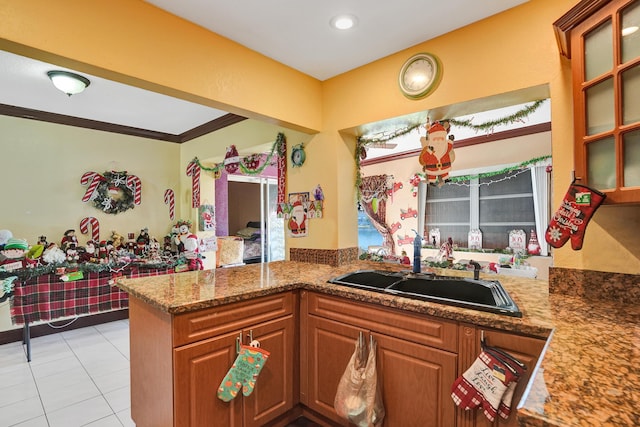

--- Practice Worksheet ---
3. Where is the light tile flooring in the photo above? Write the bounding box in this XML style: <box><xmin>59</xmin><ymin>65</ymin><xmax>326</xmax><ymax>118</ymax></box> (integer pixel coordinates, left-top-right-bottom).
<box><xmin>0</xmin><ymin>320</ymin><xmax>134</xmax><ymax>427</ymax></box>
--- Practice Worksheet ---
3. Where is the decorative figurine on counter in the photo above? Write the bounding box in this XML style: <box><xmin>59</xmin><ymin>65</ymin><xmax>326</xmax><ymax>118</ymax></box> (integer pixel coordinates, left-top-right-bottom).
<box><xmin>0</xmin><ymin>238</ymin><xmax>35</xmax><ymax>271</ymax></box>
<box><xmin>80</xmin><ymin>240</ymin><xmax>98</xmax><ymax>263</ymax></box>
<box><xmin>183</xmin><ymin>234</ymin><xmax>203</xmax><ymax>270</ymax></box>
<box><xmin>42</xmin><ymin>242</ymin><xmax>66</xmax><ymax>265</ymax></box>
<box><xmin>400</xmin><ymin>250</ymin><xmax>411</xmax><ymax>266</ymax></box>
<box><xmin>174</xmin><ymin>220</ymin><xmax>193</xmax><ymax>253</ymax></box>
<box><xmin>60</xmin><ymin>229</ymin><xmax>78</xmax><ymax>252</ymax></box>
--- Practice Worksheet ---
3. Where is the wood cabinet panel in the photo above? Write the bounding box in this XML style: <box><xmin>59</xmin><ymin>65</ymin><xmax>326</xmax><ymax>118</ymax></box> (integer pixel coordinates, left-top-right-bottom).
<box><xmin>459</xmin><ymin>325</ymin><xmax>546</xmax><ymax>427</ymax></box>
<box><xmin>174</xmin><ymin>331</ymin><xmax>243</xmax><ymax>427</ymax></box>
<box><xmin>305</xmin><ymin>314</ymin><xmax>361</xmax><ymax>426</ymax></box>
<box><xmin>173</xmin><ymin>292</ymin><xmax>293</xmax><ymax>347</ymax></box>
<box><xmin>244</xmin><ymin>315</ymin><xmax>296</xmax><ymax>427</ymax></box>
<box><xmin>307</xmin><ymin>292</ymin><xmax>458</xmax><ymax>352</ymax></box>
<box><xmin>375</xmin><ymin>332</ymin><xmax>457</xmax><ymax>427</ymax></box>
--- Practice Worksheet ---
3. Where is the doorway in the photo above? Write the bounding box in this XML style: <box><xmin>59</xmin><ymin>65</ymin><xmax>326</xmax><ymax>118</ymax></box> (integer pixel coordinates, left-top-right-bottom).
<box><xmin>227</xmin><ymin>175</ymin><xmax>285</xmax><ymax>263</ymax></box>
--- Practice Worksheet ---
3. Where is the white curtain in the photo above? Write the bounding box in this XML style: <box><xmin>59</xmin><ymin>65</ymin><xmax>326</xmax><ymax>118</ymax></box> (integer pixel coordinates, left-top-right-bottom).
<box><xmin>530</xmin><ymin>164</ymin><xmax>551</xmax><ymax>256</ymax></box>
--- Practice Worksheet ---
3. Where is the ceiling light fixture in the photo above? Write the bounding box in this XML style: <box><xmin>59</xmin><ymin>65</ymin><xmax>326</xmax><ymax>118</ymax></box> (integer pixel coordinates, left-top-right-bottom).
<box><xmin>622</xmin><ymin>25</ymin><xmax>639</xmax><ymax>36</ymax></box>
<box><xmin>330</xmin><ymin>14</ymin><xmax>358</xmax><ymax>30</ymax></box>
<box><xmin>47</xmin><ymin>70</ymin><xmax>91</xmax><ymax>96</ymax></box>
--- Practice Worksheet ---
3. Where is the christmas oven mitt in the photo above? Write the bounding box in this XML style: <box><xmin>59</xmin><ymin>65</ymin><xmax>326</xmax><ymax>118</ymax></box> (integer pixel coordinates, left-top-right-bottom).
<box><xmin>483</xmin><ymin>347</ymin><xmax>526</xmax><ymax>420</ymax></box>
<box><xmin>451</xmin><ymin>350</ymin><xmax>520</xmax><ymax>422</ymax></box>
<box><xmin>545</xmin><ymin>183</ymin><xmax>606</xmax><ymax>250</ymax></box>
<box><xmin>217</xmin><ymin>344</ymin><xmax>270</xmax><ymax>402</ymax></box>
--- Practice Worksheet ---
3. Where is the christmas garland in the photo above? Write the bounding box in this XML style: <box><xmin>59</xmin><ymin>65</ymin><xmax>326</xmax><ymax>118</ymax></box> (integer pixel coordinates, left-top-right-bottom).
<box><xmin>408</xmin><ymin>155</ymin><xmax>551</xmax><ymax>194</ymax></box>
<box><xmin>191</xmin><ymin>132</ymin><xmax>286</xmax><ymax>177</ymax></box>
<box><xmin>356</xmin><ymin>100</ymin><xmax>547</xmax><ymax>200</ymax></box>
<box><xmin>91</xmin><ymin>171</ymin><xmax>136</xmax><ymax>214</ymax></box>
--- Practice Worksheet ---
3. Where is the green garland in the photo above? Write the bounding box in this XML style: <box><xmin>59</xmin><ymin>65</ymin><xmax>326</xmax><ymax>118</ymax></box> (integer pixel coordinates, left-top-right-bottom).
<box><xmin>191</xmin><ymin>132</ymin><xmax>286</xmax><ymax>177</ymax></box>
<box><xmin>356</xmin><ymin>100</ymin><xmax>547</xmax><ymax>200</ymax></box>
<box><xmin>0</xmin><ymin>260</ymin><xmax>176</xmax><ymax>281</ymax></box>
<box><xmin>447</xmin><ymin>155</ymin><xmax>551</xmax><ymax>183</ymax></box>
<box><xmin>449</xmin><ymin>100</ymin><xmax>545</xmax><ymax>132</ymax></box>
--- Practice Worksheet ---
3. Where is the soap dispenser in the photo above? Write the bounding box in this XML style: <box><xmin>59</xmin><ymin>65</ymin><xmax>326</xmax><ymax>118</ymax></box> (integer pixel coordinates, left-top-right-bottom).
<box><xmin>412</xmin><ymin>230</ymin><xmax>422</xmax><ymax>273</ymax></box>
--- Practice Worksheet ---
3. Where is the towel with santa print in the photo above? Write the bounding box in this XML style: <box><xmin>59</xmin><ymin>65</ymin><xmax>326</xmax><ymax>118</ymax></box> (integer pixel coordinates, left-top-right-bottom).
<box><xmin>451</xmin><ymin>350</ymin><xmax>521</xmax><ymax>422</ymax></box>
<box><xmin>545</xmin><ymin>183</ymin><xmax>606</xmax><ymax>250</ymax></box>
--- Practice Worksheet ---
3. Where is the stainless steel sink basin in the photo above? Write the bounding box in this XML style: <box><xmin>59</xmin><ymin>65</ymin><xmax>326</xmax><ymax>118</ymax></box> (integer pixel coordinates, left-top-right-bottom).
<box><xmin>328</xmin><ymin>270</ymin><xmax>522</xmax><ymax>317</ymax></box>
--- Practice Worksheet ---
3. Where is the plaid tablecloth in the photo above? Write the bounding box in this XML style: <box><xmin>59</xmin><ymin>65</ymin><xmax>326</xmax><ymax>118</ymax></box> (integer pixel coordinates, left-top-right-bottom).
<box><xmin>10</xmin><ymin>266</ymin><xmax>172</xmax><ymax>325</ymax></box>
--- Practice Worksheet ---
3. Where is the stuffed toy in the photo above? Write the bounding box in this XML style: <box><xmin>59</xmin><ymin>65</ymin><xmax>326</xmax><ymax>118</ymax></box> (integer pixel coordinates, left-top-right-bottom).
<box><xmin>60</xmin><ymin>229</ymin><xmax>78</xmax><ymax>252</ymax></box>
<box><xmin>42</xmin><ymin>243</ymin><xmax>66</xmax><ymax>265</ymax></box>
<box><xmin>183</xmin><ymin>234</ymin><xmax>203</xmax><ymax>270</ymax></box>
<box><xmin>0</xmin><ymin>238</ymin><xmax>35</xmax><ymax>271</ymax></box>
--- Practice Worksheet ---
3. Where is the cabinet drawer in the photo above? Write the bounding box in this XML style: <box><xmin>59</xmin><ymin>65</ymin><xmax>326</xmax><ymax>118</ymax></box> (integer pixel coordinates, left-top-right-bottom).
<box><xmin>307</xmin><ymin>292</ymin><xmax>458</xmax><ymax>352</ymax></box>
<box><xmin>173</xmin><ymin>292</ymin><xmax>294</xmax><ymax>347</ymax></box>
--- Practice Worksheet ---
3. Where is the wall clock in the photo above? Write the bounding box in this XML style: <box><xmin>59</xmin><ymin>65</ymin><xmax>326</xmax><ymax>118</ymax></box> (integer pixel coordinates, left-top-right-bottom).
<box><xmin>291</xmin><ymin>143</ymin><xmax>306</xmax><ymax>167</ymax></box>
<box><xmin>398</xmin><ymin>53</ymin><xmax>442</xmax><ymax>99</ymax></box>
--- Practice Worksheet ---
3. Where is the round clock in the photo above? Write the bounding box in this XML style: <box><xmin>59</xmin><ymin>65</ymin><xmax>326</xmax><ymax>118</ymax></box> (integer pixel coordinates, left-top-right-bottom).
<box><xmin>398</xmin><ymin>53</ymin><xmax>442</xmax><ymax>99</ymax></box>
<box><xmin>291</xmin><ymin>143</ymin><xmax>306</xmax><ymax>167</ymax></box>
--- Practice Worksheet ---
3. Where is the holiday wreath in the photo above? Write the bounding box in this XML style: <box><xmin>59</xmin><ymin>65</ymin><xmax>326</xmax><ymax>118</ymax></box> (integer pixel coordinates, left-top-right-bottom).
<box><xmin>80</xmin><ymin>170</ymin><xmax>141</xmax><ymax>214</ymax></box>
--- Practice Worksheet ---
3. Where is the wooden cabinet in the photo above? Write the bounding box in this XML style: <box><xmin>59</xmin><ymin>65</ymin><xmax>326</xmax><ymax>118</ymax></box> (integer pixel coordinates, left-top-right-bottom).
<box><xmin>129</xmin><ymin>292</ymin><xmax>297</xmax><ymax>427</ymax></box>
<box><xmin>301</xmin><ymin>292</ymin><xmax>458</xmax><ymax>427</ymax></box>
<box><xmin>456</xmin><ymin>324</ymin><xmax>546</xmax><ymax>427</ymax></box>
<box><xmin>554</xmin><ymin>0</ymin><xmax>640</xmax><ymax>204</ymax></box>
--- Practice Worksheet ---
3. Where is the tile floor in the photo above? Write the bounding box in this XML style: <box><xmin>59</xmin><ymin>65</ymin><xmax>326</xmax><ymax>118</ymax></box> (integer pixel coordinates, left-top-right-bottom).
<box><xmin>0</xmin><ymin>320</ymin><xmax>134</xmax><ymax>427</ymax></box>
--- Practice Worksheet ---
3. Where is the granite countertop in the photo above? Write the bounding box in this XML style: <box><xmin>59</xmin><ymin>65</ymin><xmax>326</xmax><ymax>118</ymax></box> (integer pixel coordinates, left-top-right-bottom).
<box><xmin>116</xmin><ymin>260</ymin><xmax>639</xmax><ymax>427</ymax></box>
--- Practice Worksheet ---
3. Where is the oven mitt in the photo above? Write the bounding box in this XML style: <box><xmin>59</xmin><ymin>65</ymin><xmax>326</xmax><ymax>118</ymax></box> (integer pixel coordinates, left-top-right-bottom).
<box><xmin>483</xmin><ymin>347</ymin><xmax>526</xmax><ymax>420</ymax></box>
<box><xmin>217</xmin><ymin>344</ymin><xmax>270</xmax><ymax>402</ymax></box>
<box><xmin>545</xmin><ymin>183</ymin><xmax>606</xmax><ymax>250</ymax></box>
<box><xmin>451</xmin><ymin>350</ymin><xmax>520</xmax><ymax>422</ymax></box>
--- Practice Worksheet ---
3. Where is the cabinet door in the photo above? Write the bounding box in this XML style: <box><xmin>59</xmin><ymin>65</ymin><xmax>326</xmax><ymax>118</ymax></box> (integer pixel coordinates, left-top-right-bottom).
<box><xmin>375</xmin><ymin>332</ymin><xmax>457</xmax><ymax>427</ymax></box>
<box><xmin>243</xmin><ymin>315</ymin><xmax>296</xmax><ymax>427</ymax></box>
<box><xmin>460</xmin><ymin>326</ymin><xmax>546</xmax><ymax>427</ymax></box>
<box><xmin>174</xmin><ymin>331</ymin><xmax>243</xmax><ymax>427</ymax></box>
<box><xmin>306</xmin><ymin>314</ymin><xmax>362</xmax><ymax>426</ymax></box>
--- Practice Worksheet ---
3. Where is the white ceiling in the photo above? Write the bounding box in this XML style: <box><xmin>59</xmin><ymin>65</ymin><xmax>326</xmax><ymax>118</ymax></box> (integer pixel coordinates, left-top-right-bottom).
<box><xmin>0</xmin><ymin>1</ymin><xmax>529</xmax><ymax>139</ymax></box>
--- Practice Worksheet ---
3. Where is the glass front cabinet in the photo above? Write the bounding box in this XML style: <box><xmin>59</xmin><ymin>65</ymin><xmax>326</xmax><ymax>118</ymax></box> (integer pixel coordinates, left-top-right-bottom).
<box><xmin>555</xmin><ymin>0</ymin><xmax>640</xmax><ymax>204</ymax></box>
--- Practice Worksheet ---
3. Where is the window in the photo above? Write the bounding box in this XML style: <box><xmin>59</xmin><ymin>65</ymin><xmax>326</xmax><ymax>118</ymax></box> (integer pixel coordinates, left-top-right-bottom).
<box><xmin>424</xmin><ymin>168</ymin><xmax>536</xmax><ymax>250</ymax></box>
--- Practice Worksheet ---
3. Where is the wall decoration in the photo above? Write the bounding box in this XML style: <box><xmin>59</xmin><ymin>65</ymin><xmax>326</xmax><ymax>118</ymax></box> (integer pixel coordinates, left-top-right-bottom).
<box><xmin>198</xmin><ymin>204</ymin><xmax>216</xmax><ymax>232</ymax></box>
<box><xmin>80</xmin><ymin>170</ymin><xmax>140</xmax><ymax>214</ymax></box>
<box><xmin>398</xmin><ymin>52</ymin><xmax>442</xmax><ymax>100</ymax></box>
<box><xmin>186</xmin><ymin>160</ymin><xmax>201</xmax><ymax>208</ymax></box>
<box><xmin>287</xmin><ymin>192</ymin><xmax>309</xmax><ymax>237</ymax></box>
<box><xmin>164</xmin><ymin>189</ymin><xmax>175</xmax><ymax>220</ymax></box>
<box><xmin>419</xmin><ymin>121</ymin><xmax>455</xmax><ymax>186</ymax></box>
<box><xmin>80</xmin><ymin>217</ymin><xmax>100</xmax><ymax>242</ymax></box>
<box><xmin>188</xmin><ymin>133</ymin><xmax>287</xmax><ymax>203</ymax></box>
<box><xmin>389</xmin><ymin>221</ymin><xmax>402</xmax><ymax>234</ymax></box>
<box><xmin>224</xmin><ymin>145</ymin><xmax>240</xmax><ymax>174</ymax></box>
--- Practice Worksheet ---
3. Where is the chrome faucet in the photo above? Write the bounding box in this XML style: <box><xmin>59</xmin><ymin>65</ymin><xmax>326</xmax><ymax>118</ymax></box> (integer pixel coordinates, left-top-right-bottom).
<box><xmin>469</xmin><ymin>260</ymin><xmax>482</xmax><ymax>280</ymax></box>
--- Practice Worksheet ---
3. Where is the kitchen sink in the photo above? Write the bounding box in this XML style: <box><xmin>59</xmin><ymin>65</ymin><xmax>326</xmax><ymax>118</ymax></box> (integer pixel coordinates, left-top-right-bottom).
<box><xmin>328</xmin><ymin>270</ymin><xmax>522</xmax><ymax>317</ymax></box>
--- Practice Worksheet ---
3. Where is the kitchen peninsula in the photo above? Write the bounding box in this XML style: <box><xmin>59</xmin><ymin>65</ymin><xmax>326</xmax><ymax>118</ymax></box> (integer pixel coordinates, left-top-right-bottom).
<box><xmin>116</xmin><ymin>261</ymin><xmax>639</xmax><ymax>427</ymax></box>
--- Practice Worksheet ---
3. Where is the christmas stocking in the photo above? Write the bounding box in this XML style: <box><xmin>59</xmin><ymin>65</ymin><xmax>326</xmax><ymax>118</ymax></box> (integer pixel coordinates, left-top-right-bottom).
<box><xmin>217</xmin><ymin>344</ymin><xmax>270</xmax><ymax>402</ymax></box>
<box><xmin>545</xmin><ymin>183</ymin><xmax>606</xmax><ymax>250</ymax></box>
<box><xmin>451</xmin><ymin>350</ymin><xmax>520</xmax><ymax>422</ymax></box>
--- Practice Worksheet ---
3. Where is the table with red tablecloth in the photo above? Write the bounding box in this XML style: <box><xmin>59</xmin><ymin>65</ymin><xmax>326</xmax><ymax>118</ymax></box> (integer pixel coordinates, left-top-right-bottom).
<box><xmin>8</xmin><ymin>264</ymin><xmax>173</xmax><ymax>361</ymax></box>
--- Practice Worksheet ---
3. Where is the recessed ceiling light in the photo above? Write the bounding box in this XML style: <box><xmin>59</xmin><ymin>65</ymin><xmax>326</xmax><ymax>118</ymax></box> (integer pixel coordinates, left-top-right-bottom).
<box><xmin>330</xmin><ymin>14</ymin><xmax>358</xmax><ymax>30</ymax></box>
<box><xmin>622</xmin><ymin>25</ymin><xmax>639</xmax><ymax>36</ymax></box>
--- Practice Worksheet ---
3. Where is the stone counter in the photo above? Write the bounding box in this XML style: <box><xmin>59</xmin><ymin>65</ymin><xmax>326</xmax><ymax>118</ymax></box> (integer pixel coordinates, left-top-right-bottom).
<box><xmin>116</xmin><ymin>260</ymin><xmax>639</xmax><ymax>427</ymax></box>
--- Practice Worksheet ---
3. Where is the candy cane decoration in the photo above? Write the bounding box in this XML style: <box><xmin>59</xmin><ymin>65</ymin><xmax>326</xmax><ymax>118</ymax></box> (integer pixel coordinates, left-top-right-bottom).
<box><xmin>80</xmin><ymin>217</ymin><xmax>100</xmax><ymax>242</ymax></box>
<box><xmin>186</xmin><ymin>161</ymin><xmax>201</xmax><ymax>208</ymax></box>
<box><xmin>80</xmin><ymin>172</ymin><xmax>104</xmax><ymax>202</ymax></box>
<box><xmin>164</xmin><ymin>189</ymin><xmax>175</xmax><ymax>220</ymax></box>
<box><xmin>126</xmin><ymin>174</ymin><xmax>142</xmax><ymax>205</ymax></box>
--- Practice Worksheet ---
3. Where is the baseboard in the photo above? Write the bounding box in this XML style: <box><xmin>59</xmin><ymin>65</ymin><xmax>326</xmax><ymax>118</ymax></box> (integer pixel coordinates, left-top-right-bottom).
<box><xmin>0</xmin><ymin>309</ymin><xmax>129</xmax><ymax>346</ymax></box>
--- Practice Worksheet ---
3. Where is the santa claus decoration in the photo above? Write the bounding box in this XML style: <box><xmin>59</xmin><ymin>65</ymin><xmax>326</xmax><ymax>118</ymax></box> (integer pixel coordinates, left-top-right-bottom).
<box><xmin>183</xmin><ymin>234</ymin><xmax>203</xmax><ymax>270</ymax></box>
<box><xmin>419</xmin><ymin>121</ymin><xmax>456</xmax><ymax>186</ymax></box>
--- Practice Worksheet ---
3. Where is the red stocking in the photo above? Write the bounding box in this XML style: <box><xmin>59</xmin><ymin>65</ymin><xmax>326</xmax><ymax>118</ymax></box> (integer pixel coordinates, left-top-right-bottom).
<box><xmin>545</xmin><ymin>183</ymin><xmax>606</xmax><ymax>250</ymax></box>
